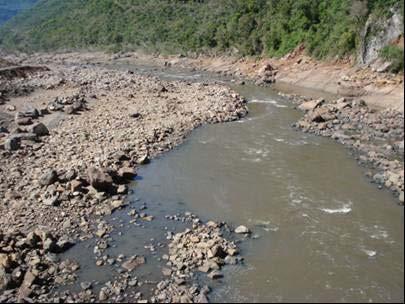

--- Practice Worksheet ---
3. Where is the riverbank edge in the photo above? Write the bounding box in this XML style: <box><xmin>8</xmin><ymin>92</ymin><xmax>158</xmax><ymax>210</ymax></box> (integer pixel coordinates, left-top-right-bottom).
<box><xmin>8</xmin><ymin>50</ymin><xmax>403</xmax><ymax>112</ymax></box>
<box><xmin>0</xmin><ymin>60</ymin><xmax>250</xmax><ymax>302</ymax></box>
<box><xmin>110</xmin><ymin>51</ymin><xmax>404</xmax><ymax>203</ymax></box>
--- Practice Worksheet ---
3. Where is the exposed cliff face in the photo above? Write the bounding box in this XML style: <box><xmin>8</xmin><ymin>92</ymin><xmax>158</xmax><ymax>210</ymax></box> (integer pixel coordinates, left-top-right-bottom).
<box><xmin>358</xmin><ymin>5</ymin><xmax>404</xmax><ymax>65</ymax></box>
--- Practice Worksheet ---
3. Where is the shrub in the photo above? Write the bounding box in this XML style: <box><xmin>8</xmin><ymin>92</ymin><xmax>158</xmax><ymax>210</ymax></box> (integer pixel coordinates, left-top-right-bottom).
<box><xmin>379</xmin><ymin>45</ymin><xmax>404</xmax><ymax>73</ymax></box>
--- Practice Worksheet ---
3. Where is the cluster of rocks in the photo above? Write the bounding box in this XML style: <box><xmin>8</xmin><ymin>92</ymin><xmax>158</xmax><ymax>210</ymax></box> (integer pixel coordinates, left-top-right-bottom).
<box><xmin>37</xmin><ymin>212</ymin><xmax>249</xmax><ymax>303</ymax></box>
<box><xmin>50</xmin><ymin>272</ymin><xmax>148</xmax><ymax>303</ymax></box>
<box><xmin>0</xmin><ymin>229</ymin><xmax>75</xmax><ymax>303</ymax></box>
<box><xmin>0</xmin><ymin>66</ymin><xmax>50</xmax><ymax>81</ymax></box>
<box><xmin>292</xmin><ymin>96</ymin><xmax>404</xmax><ymax>203</ymax></box>
<box><xmin>2</xmin><ymin>104</ymin><xmax>51</xmax><ymax>150</ymax></box>
<box><xmin>0</xmin><ymin>58</ymin><xmax>248</xmax><ymax>301</ymax></box>
<box><xmin>255</xmin><ymin>62</ymin><xmax>278</xmax><ymax>86</ymax></box>
<box><xmin>0</xmin><ymin>64</ymin><xmax>52</xmax><ymax>103</ymax></box>
<box><xmin>1</xmin><ymin>94</ymin><xmax>87</xmax><ymax>152</ymax></box>
<box><xmin>47</xmin><ymin>94</ymin><xmax>87</xmax><ymax>114</ymax></box>
<box><xmin>151</xmin><ymin>219</ymin><xmax>244</xmax><ymax>303</ymax></box>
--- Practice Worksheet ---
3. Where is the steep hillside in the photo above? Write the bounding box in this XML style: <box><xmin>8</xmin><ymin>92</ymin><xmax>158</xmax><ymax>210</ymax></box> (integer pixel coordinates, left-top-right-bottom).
<box><xmin>0</xmin><ymin>0</ymin><xmax>403</xmax><ymax>62</ymax></box>
<box><xmin>0</xmin><ymin>0</ymin><xmax>37</xmax><ymax>25</ymax></box>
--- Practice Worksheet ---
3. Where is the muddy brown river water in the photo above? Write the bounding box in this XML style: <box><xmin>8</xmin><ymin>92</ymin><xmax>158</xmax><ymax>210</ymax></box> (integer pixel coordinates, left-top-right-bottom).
<box><xmin>64</xmin><ymin>65</ymin><xmax>404</xmax><ymax>303</ymax></box>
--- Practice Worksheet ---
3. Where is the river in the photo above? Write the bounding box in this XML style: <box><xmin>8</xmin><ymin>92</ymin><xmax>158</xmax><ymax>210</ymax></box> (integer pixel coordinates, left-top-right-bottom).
<box><xmin>63</xmin><ymin>64</ymin><xmax>404</xmax><ymax>303</ymax></box>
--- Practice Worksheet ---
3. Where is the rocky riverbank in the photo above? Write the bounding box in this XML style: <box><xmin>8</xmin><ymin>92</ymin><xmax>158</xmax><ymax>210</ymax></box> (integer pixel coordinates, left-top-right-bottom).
<box><xmin>5</xmin><ymin>50</ymin><xmax>403</xmax><ymax>113</ymax></box>
<box><xmin>152</xmin><ymin>218</ymin><xmax>246</xmax><ymax>303</ymax></box>
<box><xmin>67</xmin><ymin>50</ymin><xmax>403</xmax><ymax>113</ymax></box>
<box><xmin>0</xmin><ymin>58</ymin><xmax>248</xmax><ymax>302</ymax></box>
<box><xmin>286</xmin><ymin>94</ymin><xmax>404</xmax><ymax>203</ymax></box>
<box><xmin>44</xmin><ymin>214</ymin><xmax>247</xmax><ymax>303</ymax></box>
<box><xmin>1</xmin><ymin>50</ymin><xmax>403</xmax><ymax>302</ymax></box>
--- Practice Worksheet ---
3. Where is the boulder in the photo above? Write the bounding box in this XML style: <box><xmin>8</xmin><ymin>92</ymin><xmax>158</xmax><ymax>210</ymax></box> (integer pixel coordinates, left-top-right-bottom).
<box><xmin>17</xmin><ymin>271</ymin><xmax>37</xmax><ymax>300</ymax></box>
<box><xmin>59</xmin><ymin>169</ymin><xmax>77</xmax><ymax>182</ymax></box>
<box><xmin>118</xmin><ymin>167</ymin><xmax>137</xmax><ymax>180</ymax></box>
<box><xmin>64</xmin><ymin>105</ymin><xmax>75</xmax><ymax>114</ymax></box>
<box><xmin>130</xmin><ymin>112</ymin><xmax>142</xmax><ymax>119</ymax></box>
<box><xmin>43</xmin><ymin>237</ymin><xmax>59</xmax><ymax>252</ymax></box>
<box><xmin>28</xmin><ymin>122</ymin><xmax>49</xmax><ymax>136</ymax></box>
<box><xmin>70</xmin><ymin>180</ymin><xmax>83</xmax><ymax>192</ymax></box>
<box><xmin>56</xmin><ymin>239</ymin><xmax>75</xmax><ymax>252</ymax></box>
<box><xmin>6</xmin><ymin>105</ymin><xmax>16</xmax><ymax>112</ymax></box>
<box><xmin>4</xmin><ymin>133</ymin><xmax>38</xmax><ymax>150</ymax></box>
<box><xmin>9</xmin><ymin>133</ymin><xmax>38</xmax><ymax>141</ymax></box>
<box><xmin>399</xmin><ymin>191</ymin><xmax>404</xmax><ymax>203</ymax></box>
<box><xmin>308</xmin><ymin>108</ymin><xmax>336</xmax><ymax>123</ymax></box>
<box><xmin>256</xmin><ymin>63</ymin><xmax>277</xmax><ymax>85</ymax></box>
<box><xmin>207</xmin><ymin>270</ymin><xmax>223</xmax><ymax>280</ymax></box>
<box><xmin>40</xmin><ymin>169</ymin><xmax>58</xmax><ymax>186</ymax></box>
<box><xmin>0</xmin><ymin>266</ymin><xmax>10</xmax><ymax>292</ymax></box>
<box><xmin>259</xmin><ymin>62</ymin><xmax>275</xmax><ymax>74</ymax></box>
<box><xmin>47</xmin><ymin>101</ymin><xmax>64</xmax><ymax>112</ymax></box>
<box><xmin>234</xmin><ymin>225</ymin><xmax>250</xmax><ymax>234</ymax></box>
<box><xmin>0</xmin><ymin>254</ymin><xmax>11</xmax><ymax>270</ymax></box>
<box><xmin>122</xmin><ymin>256</ymin><xmax>145</xmax><ymax>272</ymax></box>
<box><xmin>138</xmin><ymin>154</ymin><xmax>150</xmax><ymax>165</ymax></box>
<box><xmin>298</xmin><ymin>99</ymin><xmax>325</xmax><ymax>112</ymax></box>
<box><xmin>210</xmin><ymin>245</ymin><xmax>227</xmax><ymax>259</ymax></box>
<box><xmin>21</xmin><ymin>107</ymin><xmax>39</xmax><ymax>119</ymax></box>
<box><xmin>373</xmin><ymin>173</ymin><xmax>386</xmax><ymax>185</ymax></box>
<box><xmin>110</xmin><ymin>200</ymin><xmax>126</xmax><ymax>212</ymax></box>
<box><xmin>25</xmin><ymin>231</ymin><xmax>41</xmax><ymax>248</ymax></box>
<box><xmin>224</xmin><ymin>256</ymin><xmax>238</xmax><ymax>265</ymax></box>
<box><xmin>352</xmin><ymin>99</ymin><xmax>367</xmax><ymax>107</ymax></box>
<box><xmin>15</xmin><ymin>117</ymin><xmax>32</xmax><ymax>126</ymax></box>
<box><xmin>4</xmin><ymin>136</ymin><xmax>21</xmax><ymax>151</ymax></box>
<box><xmin>80</xmin><ymin>282</ymin><xmax>92</xmax><ymax>290</ymax></box>
<box><xmin>117</xmin><ymin>184</ymin><xmax>128</xmax><ymax>194</ymax></box>
<box><xmin>72</xmin><ymin>101</ymin><xmax>84</xmax><ymax>111</ymax></box>
<box><xmin>87</xmin><ymin>167</ymin><xmax>114</xmax><ymax>193</ymax></box>
<box><xmin>43</xmin><ymin>195</ymin><xmax>59</xmax><ymax>206</ymax></box>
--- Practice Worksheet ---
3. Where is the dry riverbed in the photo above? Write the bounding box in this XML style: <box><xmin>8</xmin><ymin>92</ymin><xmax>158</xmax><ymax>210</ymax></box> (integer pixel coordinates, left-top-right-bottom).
<box><xmin>25</xmin><ymin>50</ymin><xmax>402</xmax><ymax>112</ymax></box>
<box><xmin>0</xmin><ymin>58</ymin><xmax>248</xmax><ymax>302</ymax></box>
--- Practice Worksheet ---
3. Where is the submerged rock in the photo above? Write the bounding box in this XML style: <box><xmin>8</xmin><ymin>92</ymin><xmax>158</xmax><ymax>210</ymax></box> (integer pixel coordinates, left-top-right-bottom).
<box><xmin>234</xmin><ymin>225</ymin><xmax>250</xmax><ymax>234</ymax></box>
<box><xmin>121</xmin><ymin>256</ymin><xmax>145</xmax><ymax>272</ymax></box>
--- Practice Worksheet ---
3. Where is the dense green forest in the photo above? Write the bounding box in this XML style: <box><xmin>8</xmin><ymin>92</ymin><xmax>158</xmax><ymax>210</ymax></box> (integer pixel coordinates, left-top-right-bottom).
<box><xmin>0</xmin><ymin>0</ymin><xmax>37</xmax><ymax>25</ymax></box>
<box><xmin>0</xmin><ymin>0</ymin><xmax>403</xmax><ymax>60</ymax></box>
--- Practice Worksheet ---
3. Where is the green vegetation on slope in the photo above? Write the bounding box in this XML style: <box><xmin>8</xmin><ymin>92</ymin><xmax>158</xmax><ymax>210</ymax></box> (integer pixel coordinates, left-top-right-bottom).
<box><xmin>0</xmin><ymin>0</ymin><xmax>403</xmax><ymax>59</ymax></box>
<box><xmin>379</xmin><ymin>45</ymin><xmax>404</xmax><ymax>73</ymax></box>
<box><xmin>0</xmin><ymin>0</ymin><xmax>37</xmax><ymax>25</ymax></box>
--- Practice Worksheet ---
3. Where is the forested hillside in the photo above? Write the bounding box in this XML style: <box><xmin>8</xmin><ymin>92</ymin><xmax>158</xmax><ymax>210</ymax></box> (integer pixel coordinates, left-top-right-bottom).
<box><xmin>0</xmin><ymin>0</ymin><xmax>403</xmax><ymax>61</ymax></box>
<box><xmin>0</xmin><ymin>0</ymin><xmax>37</xmax><ymax>25</ymax></box>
